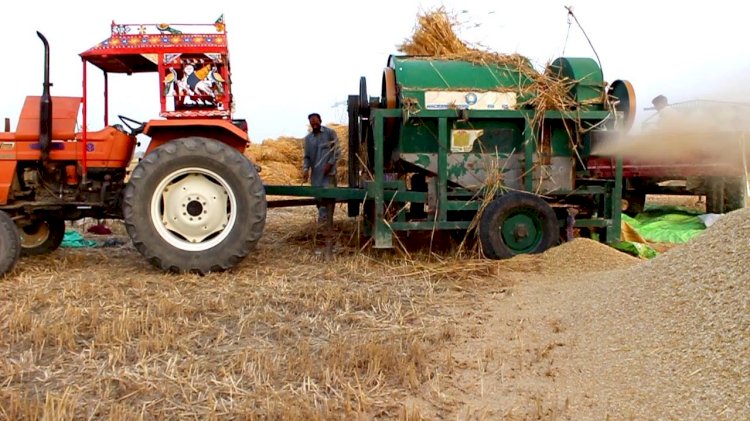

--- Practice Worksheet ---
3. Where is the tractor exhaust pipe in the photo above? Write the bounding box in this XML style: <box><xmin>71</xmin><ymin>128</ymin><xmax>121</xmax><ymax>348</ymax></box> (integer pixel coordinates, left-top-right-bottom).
<box><xmin>37</xmin><ymin>31</ymin><xmax>52</xmax><ymax>161</ymax></box>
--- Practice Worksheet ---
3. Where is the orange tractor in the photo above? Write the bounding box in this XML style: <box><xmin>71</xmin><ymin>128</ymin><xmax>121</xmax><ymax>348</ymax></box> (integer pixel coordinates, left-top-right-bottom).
<box><xmin>0</xmin><ymin>20</ymin><xmax>266</xmax><ymax>275</ymax></box>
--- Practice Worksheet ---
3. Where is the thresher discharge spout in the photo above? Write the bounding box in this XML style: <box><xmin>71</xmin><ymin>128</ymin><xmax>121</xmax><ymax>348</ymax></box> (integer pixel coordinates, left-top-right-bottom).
<box><xmin>36</xmin><ymin>31</ymin><xmax>53</xmax><ymax>161</ymax></box>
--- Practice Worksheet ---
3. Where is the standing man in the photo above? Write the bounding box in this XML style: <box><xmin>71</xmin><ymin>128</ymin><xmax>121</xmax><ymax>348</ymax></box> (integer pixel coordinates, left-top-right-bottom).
<box><xmin>302</xmin><ymin>113</ymin><xmax>340</xmax><ymax>224</ymax></box>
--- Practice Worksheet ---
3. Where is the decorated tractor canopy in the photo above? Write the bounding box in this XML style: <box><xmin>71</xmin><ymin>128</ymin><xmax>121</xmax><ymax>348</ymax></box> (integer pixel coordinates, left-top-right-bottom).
<box><xmin>80</xmin><ymin>17</ymin><xmax>232</xmax><ymax>120</ymax></box>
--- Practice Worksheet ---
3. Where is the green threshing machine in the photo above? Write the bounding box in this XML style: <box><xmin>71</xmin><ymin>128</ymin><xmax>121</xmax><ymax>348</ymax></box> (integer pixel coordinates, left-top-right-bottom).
<box><xmin>266</xmin><ymin>55</ymin><xmax>634</xmax><ymax>258</ymax></box>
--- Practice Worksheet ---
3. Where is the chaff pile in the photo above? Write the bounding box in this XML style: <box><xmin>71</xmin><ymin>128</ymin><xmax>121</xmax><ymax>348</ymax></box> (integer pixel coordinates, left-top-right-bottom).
<box><xmin>510</xmin><ymin>206</ymin><xmax>750</xmax><ymax>418</ymax></box>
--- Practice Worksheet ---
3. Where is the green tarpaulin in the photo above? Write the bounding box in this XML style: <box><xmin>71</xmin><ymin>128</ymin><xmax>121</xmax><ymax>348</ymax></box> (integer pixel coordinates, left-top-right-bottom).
<box><xmin>624</xmin><ymin>205</ymin><xmax>707</xmax><ymax>244</ymax></box>
<box><xmin>613</xmin><ymin>205</ymin><xmax>711</xmax><ymax>259</ymax></box>
<box><xmin>611</xmin><ymin>240</ymin><xmax>658</xmax><ymax>259</ymax></box>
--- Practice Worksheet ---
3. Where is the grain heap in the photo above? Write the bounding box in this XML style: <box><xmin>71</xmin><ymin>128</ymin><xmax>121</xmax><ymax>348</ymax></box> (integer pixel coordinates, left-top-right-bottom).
<box><xmin>535</xmin><ymin>237</ymin><xmax>638</xmax><ymax>273</ymax></box>
<box><xmin>558</xmin><ymin>207</ymin><xmax>750</xmax><ymax>418</ymax></box>
<box><xmin>619</xmin><ymin>207</ymin><xmax>750</xmax><ymax>417</ymax></box>
<box><xmin>245</xmin><ymin>124</ymin><xmax>348</xmax><ymax>185</ymax></box>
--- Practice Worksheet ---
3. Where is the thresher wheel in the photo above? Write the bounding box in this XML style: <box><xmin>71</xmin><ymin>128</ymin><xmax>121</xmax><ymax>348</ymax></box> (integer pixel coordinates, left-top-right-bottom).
<box><xmin>18</xmin><ymin>217</ymin><xmax>65</xmax><ymax>256</ymax></box>
<box><xmin>0</xmin><ymin>211</ymin><xmax>20</xmax><ymax>276</ymax></box>
<box><xmin>123</xmin><ymin>137</ymin><xmax>266</xmax><ymax>274</ymax></box>
<box><xmin>479</xmin><ymin>192</ymin><xmax>560</xmax><ymax>259</ymax></box>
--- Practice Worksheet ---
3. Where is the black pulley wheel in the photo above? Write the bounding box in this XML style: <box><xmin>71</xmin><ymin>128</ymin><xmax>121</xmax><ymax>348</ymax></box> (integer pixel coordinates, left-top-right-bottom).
<box><xmin>358</xmin><ymin>76</ymin><xmax>370</xmax><ymax>116</ymax></box>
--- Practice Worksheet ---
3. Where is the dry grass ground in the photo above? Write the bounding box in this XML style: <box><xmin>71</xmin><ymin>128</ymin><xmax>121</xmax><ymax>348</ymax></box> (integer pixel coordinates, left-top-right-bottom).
<box><xmin>0</xmin><ymin>204</ymin><xmax>626</xmax><ymax>420</ymax></box>
<box><xmin>0</xmin><ymin>202</ymin><xmax>747</xmax><ymax>419</ymax></box>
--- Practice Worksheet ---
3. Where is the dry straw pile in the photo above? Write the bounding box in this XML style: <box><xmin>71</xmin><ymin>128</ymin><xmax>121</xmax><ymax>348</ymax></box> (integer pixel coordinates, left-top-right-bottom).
<box><xmin>246</xmin><ymin>124</ymin><xmax>349</xmax><ymax>185</ymax></box>
<box><xmin>398</xmin><ymin>8</ymin><xmax>532</xmax><ymax>72</ymax></box>
<box><xmin>398</xmin><ymin>8</ymin><xmax>586</xmax><ymax>113</ymax></box>
<box><xmin>3</xmin><ymin>203</ymin><xmax>742</xmax><ymax>418</ymax></box>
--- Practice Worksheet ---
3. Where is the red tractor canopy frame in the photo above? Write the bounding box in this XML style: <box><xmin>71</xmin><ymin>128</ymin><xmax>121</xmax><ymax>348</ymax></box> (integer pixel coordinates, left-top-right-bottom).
<box><xmin>79</xmin><ymin>19</ymin><xmax>247</xmax><ymax>165</ymax></box>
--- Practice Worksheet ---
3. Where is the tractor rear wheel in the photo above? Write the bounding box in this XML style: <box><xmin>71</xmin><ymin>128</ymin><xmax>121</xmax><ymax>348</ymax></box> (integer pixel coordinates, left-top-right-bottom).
<box><xmin>123</xmin><ymin>137</ymin><xmax>266</xmax><ymax>274</ymax></box>
<box><xmin>18</xmin><ymin>217</ymin><xmax>65</xmax><ymax>256</ymax></box>
<box><xmin>479</xmin><ymin>192</ymin><xmax>559</xmax><ymax>259</ymax></box>
<box><xmin>0</xmin><ymin>210</ymin><xmax>20</xmax><ymax>276</ymax></box>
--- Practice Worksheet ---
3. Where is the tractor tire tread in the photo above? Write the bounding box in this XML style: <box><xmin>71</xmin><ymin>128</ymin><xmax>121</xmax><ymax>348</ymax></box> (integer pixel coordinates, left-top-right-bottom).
<box><xmin>123</xmin><ymin>137</ymin><xmax>266</xmax><ymax>274</ymax></box>
<box><xmin>0</xmin><ymin>211</ymin><xmax>20</xmax><ymax>276</ymax></box>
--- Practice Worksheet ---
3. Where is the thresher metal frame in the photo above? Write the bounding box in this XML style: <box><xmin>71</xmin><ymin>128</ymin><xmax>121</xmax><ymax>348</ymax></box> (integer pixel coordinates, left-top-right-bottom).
<box><xmin>265</xmin><ymin>107</ymin><xmax>623</xmax><ymax>249</ymax></box>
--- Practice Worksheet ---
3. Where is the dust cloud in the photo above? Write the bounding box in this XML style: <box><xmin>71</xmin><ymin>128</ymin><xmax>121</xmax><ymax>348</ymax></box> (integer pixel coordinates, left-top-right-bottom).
<box><xmin>593</xmin><ymin>103</ymin><xmax>750</xmax><ymax>172</ymax></box>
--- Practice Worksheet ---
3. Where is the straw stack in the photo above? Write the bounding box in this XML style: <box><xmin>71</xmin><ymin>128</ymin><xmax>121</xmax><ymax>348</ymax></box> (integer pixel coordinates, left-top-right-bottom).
<box><xmin>398</xmin><ymin>7</ymin><xmax>533</xmax><ymax>72</ymax></box>
<box><xmin>245</xmin><ymin>123</ymin><xmax>349</xmax><ymax>185</ymax></box>
<box><xmin>398</xmin><ymin>8</ymin><xmax>586</xmax><ymax>113</ymax></box>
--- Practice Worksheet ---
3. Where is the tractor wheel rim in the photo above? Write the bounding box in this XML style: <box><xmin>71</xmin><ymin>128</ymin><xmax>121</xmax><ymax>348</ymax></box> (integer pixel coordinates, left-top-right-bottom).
<box><xmin>20</xmin><ymin>221</ymin><xmax>51</xmax><ymax>248</ymax></box>
<box><xmin>151</xmin><ymin>167</ymin><xmax>236</xmax><ymax>252</ymax></box>
<box><xmin>500</xmin><ymin>212</ymin><xmax>542</xmax><ymax>254</ymax></box>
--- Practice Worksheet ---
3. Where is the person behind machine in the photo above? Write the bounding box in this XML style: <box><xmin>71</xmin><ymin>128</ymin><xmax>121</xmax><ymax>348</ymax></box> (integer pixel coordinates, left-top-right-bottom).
<box><xmin>651</xmin><ymin>94</ymin><xmax>680</xmax><ymax>127</ymax></box>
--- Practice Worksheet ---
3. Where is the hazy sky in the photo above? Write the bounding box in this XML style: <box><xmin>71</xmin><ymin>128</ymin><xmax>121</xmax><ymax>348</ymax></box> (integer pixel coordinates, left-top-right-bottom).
<box><xmin>2</xmin><ymin>1</ymin><xmax>749</xmax><ymax>143</ymax></box>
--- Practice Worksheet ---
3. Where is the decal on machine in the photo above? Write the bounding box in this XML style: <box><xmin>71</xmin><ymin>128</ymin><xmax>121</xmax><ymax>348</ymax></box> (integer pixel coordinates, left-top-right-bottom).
<box><xmin>424</xmin><ymin>91</ymin><xmax>517</xmax><ymax>110</ymax></box>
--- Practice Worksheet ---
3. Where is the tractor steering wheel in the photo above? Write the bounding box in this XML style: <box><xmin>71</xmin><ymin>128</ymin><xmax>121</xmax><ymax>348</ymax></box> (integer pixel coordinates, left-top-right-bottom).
<box><xmin>117</xmin><ymin>115</ymin><xmax>146</xmax><ymax>136</ymax></box>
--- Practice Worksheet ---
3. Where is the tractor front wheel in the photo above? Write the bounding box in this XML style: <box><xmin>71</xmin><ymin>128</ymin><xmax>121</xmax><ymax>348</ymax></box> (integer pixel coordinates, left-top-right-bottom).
<box><xmin>123</xmin><ymin>137</ymin><xmax>266</xmax><ymax>274</ymax></box>
<box><xmin>479</xmin><ymin>192</ymin><xmax>560</xmax><ymax>259</ymax></box>
<box><xmin>18</xmin><ymin>216</ymin><xmax>65</xmax><ymax>256</ymax></box>
<box><xmin>0</xmin><ymin>211</ymin><xmax>20</xmax><ymax>276</ymax></box>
